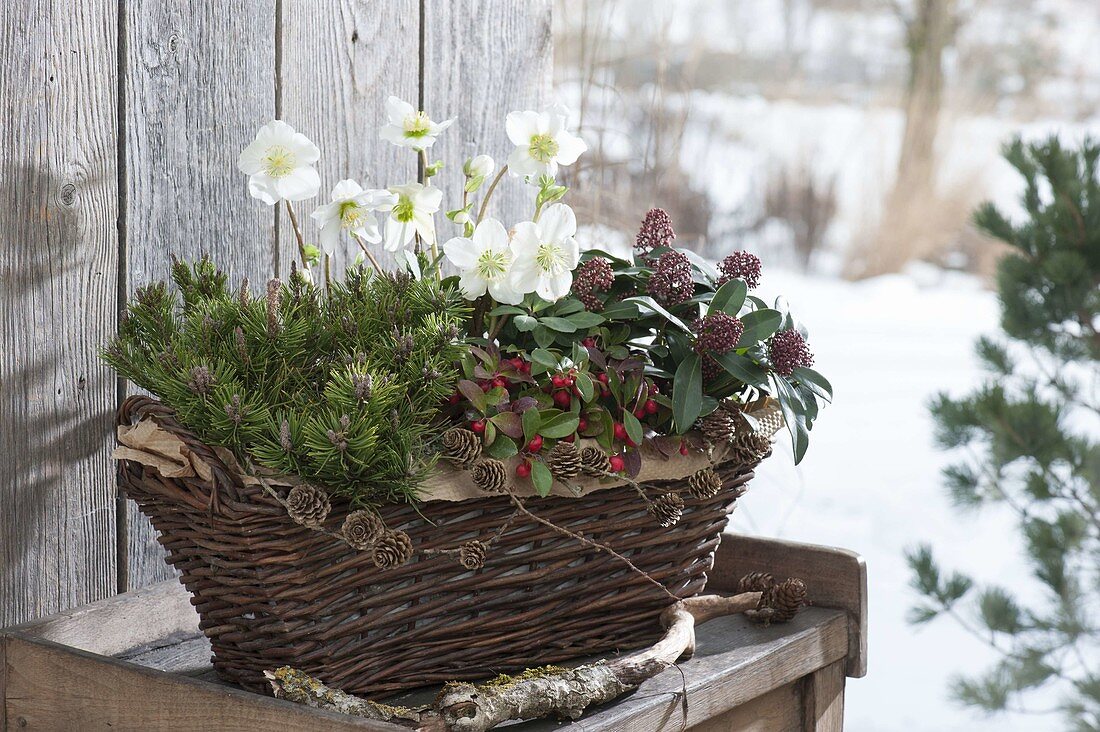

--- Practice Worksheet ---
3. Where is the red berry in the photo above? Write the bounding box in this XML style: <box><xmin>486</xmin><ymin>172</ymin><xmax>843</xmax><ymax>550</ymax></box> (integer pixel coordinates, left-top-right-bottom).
<box><xmin>582</xmin><ymin>337</ymin><xmax>596</xmax><ymax>348</ymax></box>
<box><xmin>447</xmin><ymin>393</ymin><xmax>461</xmax><ymax>405</ymax></box>
<box><xmin>613</xmin><ymin>423</ymin><xmax>628</xmax><ymax>441</ymax></box>
<box><xmin>633</xmin><ymin>407</ymin><xmax>646</xmax><ymax>419</ymax></box>
<box><xmin>520</xmin><ymin>362</ymin><xmax>531</xmax><ymax>374</ymax></box>
<box><xmin>561</xmin><ymin>433</ymin><xmax>575</xmax><ymax>443</ymax></box>
<box><xmin>578</xmin><ymin>418</ymin><xmax>588</xmax><ymax>432</ymax></box>
<box><xmin>597</xmin><ymin>373</ymin><xmax>609</xmax><ymax>384</ymax></box>
<box><xmin>553</xmin><ymin>390</ymin><xmax>572</xmax><ymax>407</ymax></box>
<box><xmin>600</xmin><ymin>386</ymin><xmax>611</xmax><ymax>398</ymax></box>
<box><xmin>515</xmin><ymin>461</ymin><xmax>532</xmax><ymax>478</ymax></box>
<box><xmin>649</xmin><ymin>383</ymin><xmax>660</xmax><ymax>395</ymax></box>
<box><xmin>679</xmin><ymin>441</ymin><xmax>689</xmax><ymax>456</ymax></box>
<box><xmin>609</xmin><ymin>455</ymin><xmax>625</xmax><ymax>472</ymax></box>
<box><xmin>527</xmin><ymin>435</ymin><xmax>543</xmax><ymax>452</ymax></box>
<box><xmin>471</xmin><ymin>419</ymin><xmax>486</xmax><ymax>434</ymax></box>
<box><xmin>492</xmin><ymin>377</ymin><xmax>507</xmax><ymax>389</ymax></box>
<box><xmin>552</xmin><ymin>374</ymin><xmax>566</xmax><ymax>388</ymax></box>
<box><xmin>510</xmin><ymin>357</ymin><xmax>525</xmax><ymax>370</ymax></box>
<box><xmin>645</xmin><ymin>399</ymin><xmax>659</xmax><ymax>414</ymax></box>
<box><xmin>480</xmin><ymin>380</ymin><xmax>492</xmax><ymax>392</ymax></box>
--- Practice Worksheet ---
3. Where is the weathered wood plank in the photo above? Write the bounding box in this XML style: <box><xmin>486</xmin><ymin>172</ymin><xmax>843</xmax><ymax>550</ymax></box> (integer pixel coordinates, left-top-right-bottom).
<box><xmin>123</xmin><ymin>0</ymin><xmax>279</xmax><ymax>590</ymax></box>
<box><xmin>0</xmin><ymin>0</ymin><xmax>119</xmax><ymax>628</ymax></box>
<box><xmin>0</xmin><ymin>634</ymin><xmax>391</xmax><ymax>731</ymax></box>
<box><xmin>279</xmin><ymin>0</ymin><xmax>419</xmax><ymax>276</ymax></box>
<box><xmin>687</xmin><ymin>682</ymin><xmax>803</xmax><ymax>732</ymax></box>
<box><xmin>422</xmin><ymin>0</ymin><xmax>553</xmax><ymax>233</ymax></box>
<box><xmin>802</xmin><ymin>660</ymin><xmax>845</xmax><ymax>732</ymax></box>
<box><xmin>711</xmin><ymin>532</ymin><xmax>868</xmax><ymax>678</ymax></box>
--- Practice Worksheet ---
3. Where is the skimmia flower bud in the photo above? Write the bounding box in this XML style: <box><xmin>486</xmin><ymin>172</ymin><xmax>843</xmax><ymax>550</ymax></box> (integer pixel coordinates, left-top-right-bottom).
<box><xmin>718</xmin><ymin>251</ymin><xmax>762</xmax><ymax>289</ymax></box>
<box><xmin>768</xmin><ymin>329</ymin><xmax>814</xmax><ymax>376</ymax></box>
<box><xmin>635</xmin><ymin>208</ymin><xmax>675</xmax><ymax>260</ymax></box>
<box><xmin>647</xmin><ymin>250</ymin><xmax>693</xmax><ymax>306</ymax></box>
<box><xmin>571</xmin><ymin>257</ymin><xmax>615</xmax><ymax>311</ymax></box>
<box><xmin>694</xmin><ymin>313</ymin><xmax>744</xmax><ymax>355</ymax></box>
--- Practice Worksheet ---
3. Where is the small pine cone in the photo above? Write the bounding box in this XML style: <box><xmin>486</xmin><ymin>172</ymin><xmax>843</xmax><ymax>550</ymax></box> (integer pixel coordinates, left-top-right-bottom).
<box><xmin>687</xmin><ymin>467</ymin><xmax>723</xmax><ymax>499</ymax></box>
<box><xmin>547</xmin><ymin>441</ymin><xmax>582</xmax><ymax>480</ymax></box>
<box><xmin>767</xmin><ymin>578</ymin><xmax>807</xmax><ymax>623</ymax></box>
<box><xmin>649</xmin><ymin>492</ymin><xmax>685</xmax><ymax>527</ymax></box>
<box><xmin>441</xmin><ymin>427</ymin><xmax>483</xmax><ymax>467</ymax></box>
<box><xmin>730</xmin><ymin>430</ymin><xmax>771</xmax><ymax>465</ymax></box>
<box><xmin>285</xmin><ymin>484</ymin><xmax>331</xmax><ymax>528</ymax></box>
<box><xmin>458</xmin><ymin>540</ymin><xmax>487</xmax><ymax>570</ymax></box>
<box><xmin>738</xmin><ymin>571</ymin><xmax>776</xmax><ymax>594</ymax></box>
<box><xmin>471</xmin><ymin>459</ymin><xmax>509</xmax><ymax>493</ymax></box>
<box><xmin>341</xmin><ymin>510</ymin><xmax>383</xmax><ymax>550</ymax></box>
<box><xmin>698</xmin><ymin>410</ymin><xmax>737</xmax><ymax>443</ymax></box>
<box><xmin>579</xmin><ymin>447</ymin><xmax>612</xmax><ymax>476</ymax></box>
<box><xmin>372</xmin><ymin>530</ymin><xmax>414</xmax><ymax>569</ymax></box>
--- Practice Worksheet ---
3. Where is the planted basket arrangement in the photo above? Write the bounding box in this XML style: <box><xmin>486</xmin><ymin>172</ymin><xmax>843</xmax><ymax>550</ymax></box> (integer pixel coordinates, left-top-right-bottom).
<box><xmin>104</xmin><ymin>96</ymin><xmax>831</xmax><ymax>702</ymax></box>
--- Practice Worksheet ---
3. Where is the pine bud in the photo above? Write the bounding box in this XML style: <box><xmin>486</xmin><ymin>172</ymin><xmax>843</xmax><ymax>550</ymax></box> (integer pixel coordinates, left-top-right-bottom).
<box><xmin>187</xmin><ymin>366</ymin><xmax>214</xmax><ymax>396</ymax></box>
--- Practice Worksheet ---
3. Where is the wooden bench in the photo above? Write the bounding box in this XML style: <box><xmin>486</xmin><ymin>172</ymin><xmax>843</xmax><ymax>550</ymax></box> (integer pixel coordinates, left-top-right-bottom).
<box><xmin>0</xmin><ymin>534</ymin><xmax>866</xmax><ymax>731</ymax></box>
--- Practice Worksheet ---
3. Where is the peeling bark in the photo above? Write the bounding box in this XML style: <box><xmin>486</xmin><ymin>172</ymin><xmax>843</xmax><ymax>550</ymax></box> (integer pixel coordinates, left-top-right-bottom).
<box><xmin>268</xmin><ymin>592</ymin><xmax>766</xmax><ymax>731</ymax></box>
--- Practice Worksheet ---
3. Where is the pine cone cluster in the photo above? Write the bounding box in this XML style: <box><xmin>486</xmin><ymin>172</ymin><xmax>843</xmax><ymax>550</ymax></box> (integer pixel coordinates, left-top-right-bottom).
<box><xmin>687</xmin><ymin>467</ymin><xmax>723</xmax><ymax>499</ymax></box>
<box><xmin>579</xmin><ymin>446</ymin><xmax>612</xmax><ymax>476</ymax></box>
<box><xmin>740</xmin><ymin>573</ymin><xmax>807</xmax><ymax>625</ymax></box>
<box><xmin>459</xmin><ymin>540</ymin><xmax>487</xmax><ymax>570</ymax></box>
<box><xmin>649</xmin><ymin>492</ymin><xmax>685</xmax><ymax>527</ymax></box>
<box><xmin>372</xmin><ymin>530</ymin><xmax>414</xmax><ymax>569</ymax></box>
<box><xmin>341</xmin><ymin>509</ymin><xmax>383</xmax><ymax>550</ymax></box>
<box><xmin>730</xmin><ymin>429</ymin><xmax>771</xmax><ymax>466</ymax></box>
<box><xmin>471</xmin><ymin>459</ymin><xmax>508</xmax><ymax>493</ymax></box>
<box><xmin>441</xmin><ymin>427</ymin><xmax>483</xmax><ymax>467</ymax></box>
<box><xmin>285</xmin><ymin>484</ymin><xmax>331</xmax><ymax>528</ymax></box>
<box><xmin>698</xmin><ymin>409</ymin><xmax>738</xmax><ymax>443</ymax></box>
<box><xmin>547</xmin><ymin>441</ymin><xmax>582</xmax><ymax>480</ymax></box>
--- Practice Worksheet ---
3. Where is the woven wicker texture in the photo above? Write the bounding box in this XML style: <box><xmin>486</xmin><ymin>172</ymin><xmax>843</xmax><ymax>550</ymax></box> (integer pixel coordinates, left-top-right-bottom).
<box><xmin>116</xmin><ymin>396</ymin><xmax>762</xmax><ymax>695</ymax></box>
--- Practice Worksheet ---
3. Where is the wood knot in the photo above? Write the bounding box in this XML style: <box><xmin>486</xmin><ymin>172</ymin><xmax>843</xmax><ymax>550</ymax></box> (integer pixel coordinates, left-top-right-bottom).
<box><xmin>59</xmin><ymin>183</ymin><xmax>76</xmax><ymax>207</ymax></box>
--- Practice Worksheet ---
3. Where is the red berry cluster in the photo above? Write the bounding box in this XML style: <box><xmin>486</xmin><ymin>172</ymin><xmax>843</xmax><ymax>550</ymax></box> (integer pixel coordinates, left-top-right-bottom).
<box><xmin>635</xmin><ymin>208</ymin><xmax>676</xmax><ymax>260</ymax></box>
<box><xmin>768</xmin><ymin>329</ymin><xmax>814</xmax><ymax>376</ymax></box>
<box><xmin>572</xmin><ymin>257</ymin><xmax>615</xmax><ymax>311</ymax></box>
<box><xmin>717</xmin><ymin>251</ymin><xmax>762</xmax><ymax>290</ymax></box>
<box><xmin>693</xmin><ymin>313</ymin><xmax>744</xmax><ymax>355</ymax></box>
<box><xmin>647</xmin><ymin>250</ymin><xmax>694</xmax><ymax>306</ymax></box>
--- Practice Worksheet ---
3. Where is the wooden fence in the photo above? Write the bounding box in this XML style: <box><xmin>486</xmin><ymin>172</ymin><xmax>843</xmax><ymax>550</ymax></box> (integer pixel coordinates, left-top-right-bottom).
<box><xmin>0</xmin><ymin>0</ymin><xmax>551</xmax><ymax>627</ymax></box>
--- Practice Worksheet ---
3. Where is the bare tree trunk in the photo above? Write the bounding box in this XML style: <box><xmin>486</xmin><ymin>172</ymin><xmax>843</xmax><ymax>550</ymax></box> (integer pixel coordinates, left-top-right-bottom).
<box><xmin>850</xmin><ymin>0</ymin><xmax>957</xmax><ymax>278</ymax></box>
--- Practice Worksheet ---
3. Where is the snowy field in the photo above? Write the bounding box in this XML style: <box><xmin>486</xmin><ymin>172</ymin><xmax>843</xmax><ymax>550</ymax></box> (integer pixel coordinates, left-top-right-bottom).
<box><xmin>738</xmin><ymin>266</ymin><xmax>1055</xmax><ymax>731</ymax></box>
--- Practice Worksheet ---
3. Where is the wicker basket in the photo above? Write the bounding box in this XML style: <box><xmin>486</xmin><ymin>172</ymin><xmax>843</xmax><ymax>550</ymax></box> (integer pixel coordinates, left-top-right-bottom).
<box><xmin>115</xmin><ymin>395</ymin><xmax>761</xmax><ymax>696</ymax></box>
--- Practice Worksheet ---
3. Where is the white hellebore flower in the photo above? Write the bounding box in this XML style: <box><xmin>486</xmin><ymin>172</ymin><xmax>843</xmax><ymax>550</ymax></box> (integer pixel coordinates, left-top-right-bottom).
<box><xmin>310</xmin><ymin>180</ymin><xmax>398</xmax><ymax>255</ymax></box>
<box><xmin>384</xmin><ymin>183</ymin><xmax>443</xmax><ymax>252</ymax></box>
<box><xmin>443</xmin><ymin>218</ymin><xmax>523</xmax><ymax>305</ymax></box>
<box><xmin>464</xmin><ymin>154</ymin><xmax>496</xmax><ymax>179</ymax></box>
<box><xmin>505</xmin><ymin>104</ymin><xmax>587</xmax><ymax>177</ymax></box>
<box><xmin>510</xmin><ymin>204</ymin><xmax>580</xmax><ymax>302</ymax></box>
<box><xmin>379</xmin><ymin>96</ymin><xmax>454</xmax><ymax>151</ymax></box>
<box><xmin>237</xmin><ymin>121</ymin><xmax>321</xmax><ymax>204</ymax></box>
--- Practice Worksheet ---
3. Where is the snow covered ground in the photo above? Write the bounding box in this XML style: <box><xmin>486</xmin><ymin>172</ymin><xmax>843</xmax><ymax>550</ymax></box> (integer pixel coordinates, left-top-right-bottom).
<box><xmin>737</xmin><ymin>266</ymin><xmax>1057</xmax><ymax>731</ymax></box>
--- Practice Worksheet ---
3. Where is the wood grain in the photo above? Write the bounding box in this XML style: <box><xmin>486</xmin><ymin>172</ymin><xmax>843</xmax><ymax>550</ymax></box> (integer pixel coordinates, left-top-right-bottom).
<box><xmin>688</xmin><ymin>682</ymin><xmax>803</xmax><ymax>732</ymax></box>
<box><xmin>1</xmin><ymin>634</ymin><xmax>390</xmax><ymax>731</ymax></box>
<box><xmin>0</xmin><ymin>0</ymin><xmax>119</xmax><ymax>628</ymax></box>
<box><xmin>422</xmin><ymin>0</ymin><xmax>553</xmax><ymax>236</ymax></box>
<box><xmin>122</xmin><ymin>0</ymin><xmax>278</xmax><ymax>590</ymax></box>
<box><xmin>802</xmin><ymin>660</ymin><xmax>846</xmax><ymax>731</ymax></box>
<box><xmin>711</xmin><ymin>532</ymin><xmax>869</xmax><ymax>678</ymax></box>
<box><xmin>279</xmin><ymin>0</ymin><xmax>419</xmax><ymax>276</ymax></box>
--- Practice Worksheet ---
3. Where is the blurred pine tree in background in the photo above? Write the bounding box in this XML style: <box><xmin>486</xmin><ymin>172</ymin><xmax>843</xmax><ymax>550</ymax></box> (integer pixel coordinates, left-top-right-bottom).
<box><xmin>908</xmin><ymin>136</ymin><xmax>1100</xmax><ymax>729</ymax></box>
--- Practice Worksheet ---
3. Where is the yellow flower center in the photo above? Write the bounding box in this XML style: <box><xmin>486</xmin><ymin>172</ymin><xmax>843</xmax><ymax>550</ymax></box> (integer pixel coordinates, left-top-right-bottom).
<box><xmin>262</xmin><ymin>145</ymin><xmax>296</xmax><ymax>178</ymax></box>
<box><xmin>403</xmin><ymin>111</ymin><xmax>432</xmax><ymax>138</ymax></box>
<box><xmin>535</xmin><ymin>242</ymin><xmax>568</xmax><ymax>274</ymax></box>
<box><xmin>393</xmin><ymin>196</ymin><xmax>416</xmax><ymax>223</ymax></box>
<box><xmin>529</xmin><ymin>133</ymin><xmax>559</xmax><ymax>163</ymax></box>
<box><xmin>339</xmin><ymin>201</ymin><xmax>363</xmax><ymax>230</ymax></box>
<box><xmin>476</xmin><ymin>249</ymin><xmax>511</xmax><ymax>281</ymax></box>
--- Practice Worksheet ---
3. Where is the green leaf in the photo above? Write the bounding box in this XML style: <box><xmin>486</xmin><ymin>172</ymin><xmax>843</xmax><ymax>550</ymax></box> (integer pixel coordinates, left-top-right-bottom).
<box><xmin>489</xmin><ymin>305</ymin><xmax>527</xmax><ymax>317</ymax></box>
<box><xmin>489</xmin><ymin>411</ymin><xmax>523</xmax><ymax>439</ymax></box>
<box><xmin>484</xmin><ymin>436</ymin><xmax>518</xmax><ymax>459</ymax></box>
<box><xmin>552</xmin><ymin>299</ymin><xmax>586</xmax><ymax>316</ymax></box>
<box><xmin>457</xmin><ymin>379</ymin><xmax>487</xmax><ymax>412</ymax></box>
<box><xmin>530</xmin><ymin>348</ymin><xmax>558</xmax><ymax>369</ymax></box>
<box><xmin>574</xmin><ymin>372</ymin><xmax>595</xmax><ymax>401</ymax></box>
<box><xmin>540</xmin><ymin>413</ymin><xmax>580</xmax><ymax>438</ymax></box>
<box><xmin>600</xmin><ymin>300</ymin><xmax>641</xmax><ymax>320</ymax></box>
<box><xmin>531</xmin><ymin>460</ymin><xmax>554</xmax><ymax>497</ymax></box>
<box><xmin>513</xmin><ymin>315</ymin><xmax>538</xmax><ymax>332</ymax></box>
<box><xmin>566</xmin><ymin>311</ymin><xmax>605</xmax><ymax>328</ymax></box>
<box><xmin>672</xmin><ymin>354</ymin><xmax>703</xmax><ymax>433</ymax></box>
<box><xmin>710</xmin><ymin>279</ymin><xmax>747</xmax><ymax>316</ymax></box>
<box><xmin>482</xmin><ymin>419</ymin><xmax>497</xmax><ymax>446</ymax></box>
<box><xmin>625</xmin><ymin>296</ymin><xmax>694</xmax><ymax>334</ymax></box>
<box><xmin>712</xmin><ymin>352</ymin><xmax>770</xmax><ymax>388</ymax></box>
<box><xmin>772</xmin><ymin>375</ymin><xmax>809</xmax><ymax>463</ymax></box>
<box><xmin>534</xmin><ymin>325</ymin><xmax>555</xmax><ymax>349</ymax></box>
<box><xmin>522</xmin><ymin>407</ymin><xmax>542</xmax><ymax>442</ymax></box>
<box><xmin>738</xmin><ymin>309</ymin><xmax>783</xmax><ymax>347</ymax></box>
<box><xmin>623</xmin><ymin>411</ymin><xmax>644</xmax><ymax>445</ymax></box>
<box><xmin>792</xmin><ymin>366</ymin><xmax>833</xmax><ymax>401</ymax></box>
<box><xmin>539</xmin><ymin>317</ymin><xmax>578</xmax><ymax>333</ymax></box>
